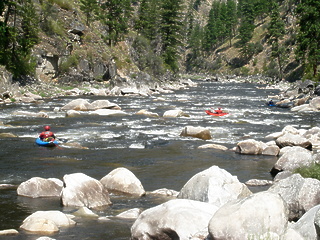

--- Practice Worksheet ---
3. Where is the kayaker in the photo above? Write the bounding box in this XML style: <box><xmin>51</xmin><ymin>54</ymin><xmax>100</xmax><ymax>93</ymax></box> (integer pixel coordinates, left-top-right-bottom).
<box><xmin>214</xmin><ymin>107</ymin><xmax>223</xmax><ymax>114</ymax></box>
<box><xmin>39</xmin><ymin>125</ymin><xmax>56</xmax><ymax>142</ymax></box>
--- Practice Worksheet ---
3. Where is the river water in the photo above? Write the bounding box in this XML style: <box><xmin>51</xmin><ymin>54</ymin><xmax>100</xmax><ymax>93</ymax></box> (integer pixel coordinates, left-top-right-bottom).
<box><xmin>0</xmin><ymin>79</ymin><xmax>319</xmax><ymax>239</ymax></box>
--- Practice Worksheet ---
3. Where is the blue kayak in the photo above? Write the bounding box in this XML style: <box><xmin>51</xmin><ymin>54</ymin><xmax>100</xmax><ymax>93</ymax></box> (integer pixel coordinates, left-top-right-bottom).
<box><xmin>35</xmin><ymin>138</ymin><xmax>59</xmax><ymax>147</ymax></box>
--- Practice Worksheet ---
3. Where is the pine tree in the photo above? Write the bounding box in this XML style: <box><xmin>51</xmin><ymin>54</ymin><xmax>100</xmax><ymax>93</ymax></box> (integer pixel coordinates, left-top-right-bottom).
<box><xmin>225</xmin><ymin>0</ymin><xmax>237</xmax><ymax>47</ymax></box>
<box><xmin>296</xmin><ymin>0</ymin><xmax>320</xmax><ymax>79</ymax></box>
<box><xmin>100</xmin><ymin>0</ymin><xmax>133</xmax><ymax>46</ymax></box>
<box><xmin>267</xmin><ymin>0</ymin><xmax>285</xmax><ymax>79</ymax></box>
<box><xmin>135</xmin><ymin>0</ymin><xmax>159</xmax><ymax>42</ymax></box>
<box><xmin>80</xmin><ymin>0</ymin><xmax>99</xmax><ymax>26</ymax></box>
<box><xmin>0</xmin><ymin>0</ymin><xmax>39</xmax><ymax>78</ymax></box>
<box><xmin>159</xmin><ymin>0</ymin><xmax>184</xmax><ymax>72</ymax></box>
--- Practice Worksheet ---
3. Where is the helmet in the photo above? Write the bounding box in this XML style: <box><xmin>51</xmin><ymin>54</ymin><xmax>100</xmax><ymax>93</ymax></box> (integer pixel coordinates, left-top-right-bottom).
<box><xmin>44</xmin><ymin>125</ymin><xmax>50</xmax><ymax>131</ymax></box>
<box><xmin>218</xmin><ymin>107</ymin><xmax>221</xmax><ymax>110</ymax></box>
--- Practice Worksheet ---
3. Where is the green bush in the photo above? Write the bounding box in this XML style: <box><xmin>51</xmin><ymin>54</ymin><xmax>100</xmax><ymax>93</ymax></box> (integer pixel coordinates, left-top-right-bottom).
<box><xmin>59</xmin><ymin>55</ymin><xmax>79</xmax><ymax>74</ymax></box>
<box><xmin>294</xmin><ymin>163</ymin><xmax>320</xmax><ymax>181</ymax></box>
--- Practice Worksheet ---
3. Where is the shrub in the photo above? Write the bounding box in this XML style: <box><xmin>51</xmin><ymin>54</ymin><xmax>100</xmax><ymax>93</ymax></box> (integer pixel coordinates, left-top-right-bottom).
<box><xmin>294</xmin><ymin>163</ymin><xmax>320</xmax><ymax>181</ymax></box>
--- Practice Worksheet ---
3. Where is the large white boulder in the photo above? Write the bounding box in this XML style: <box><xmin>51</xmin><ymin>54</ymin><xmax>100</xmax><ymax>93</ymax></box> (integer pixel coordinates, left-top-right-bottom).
<box><xmin>131</xmin><ymin>199</ymin><xmax>219</xmax><ymax>240</ymax></box>
<box><xmin>178</xmin><ymin>166</ymin><xmax>252</xmax><ymax>207</ymax></box>
<box><xmin>268</xmin><ymin>173</ymin><xmax>320</xmax><ymax>220</ymax></box>
<box><xmin>61</xmin><ymin>99</ymin><xmax>91</xmax><ymax>111</ymax></box>
<box><xmin>208</xmin><ymin>191</ymin><xmax>288</xmax><ymax>240</ymax></box>
<box><xmin>20</xmin><ymin>210</ymin><xmax>76</xmax><ymax>233</ymax></box>
<box><xmin>271</xmin><ymin>146</ymin><xmax>314</xmax><ymax>174</ymax></box>
<box><xmin>17</xmin><ymin>177</ymin><xmax>63</xmax><ymax>198</ymax></box>
<box><xmin>100</xmin><ymin>167</ymin><xmax>145</xmax><ymax>196</ymax></box>
<box><xmin>61</xmin><ymin>173</ymin><xmax>112</xmax><ymax>208</ymax></box>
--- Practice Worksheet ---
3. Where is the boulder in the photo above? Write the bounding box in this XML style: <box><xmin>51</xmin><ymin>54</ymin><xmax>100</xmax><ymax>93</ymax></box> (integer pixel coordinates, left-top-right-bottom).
<box><xmin>17</xmin><ymin>177</ymin><xmax>63</xmax><ymax>198</ymax></box>
<box><xmin>116</xmin><ymin>208</ymin><xmax>141</xmax><ymax>219</ymax></box>
<box><xmin>208</xmin><ymin>192</ymin><xmax>288</xmax><ymax>240</ymax></box>
<box><xmin>12</xmin><ymin>111</ymin><xmax>49</xmax><ymax>118</ymax></box>
<box><xmin>309</xmin><ymin>96</ymin><xmax>320</xmax><ymax>110</ymax></box>
<box><xmin>285</xmin><ymin>205</ymin><xmax>320</xmax><ymax>240</ymax></box>
<box><xmin>262</xmin><ymin>143</ymin><xmax>280</xmax><ymax>156</ymax></box>
<box><xmin>163</xmin><ymin>109</ymin><xmax>188</xmax><ymax>118</ymax></box>
<box><xmin>61</xmin><ymin>173</ymin><xmax>112</xmax><ymax>208</ymax></box>
<box><xmin>197</xmin><ymin>143</ymin><xmax>228</xmax><ymax>150</ymax></box>
<box><xmin>100</xmin><ymin>167</ymin><xmax>145</xmax><ymax>196</ymax></box>
<box><xmin>180</xmin><ymin>126</ymin><xmax>212</xmax><ymax>140</ymax></box>
<box><xmin>65</xmin><ymin>110</ymin><xmax>82</xmax><ymax>117</ymax></box>
<box><xmin>235</xmin><ymin>139</ymin><xmax>267</xmax><ymax>155</ymax></box>
<box><xmin>89</xmin><ymin>100</ymin><xmax>120</xmax><ymax>110</ymax></box>
<box><xmin>275</xmin><ymin>132</ymin><xmax>312</xmax><ymax>149</ymax></box>
<box><xmin>20</xmin><ymin>210</ymin><xmax>76</xmax><ymax>233</ymax></box>
<box><xmin>178</xmin><ymin>165</ymin><xmax>252</xmax><ymax>207</ymax></box>
<box><xmin>131</xmin><ymin>199</ymin><xmax>219</xmax><ymax>240</ymax></box>
<box><xmin>61</xmin><ymin>99</ymin><xmax>91</xmax><ymax>111</ymax></box>
<box><xmin>268</xmin><ymin>174</ymin><xmax>320</xmax><ymax>220</ymax></box>
<box><xmin>135</xmin><ymin>109</ymin><xmax>159</xmax><ymax>118</ymax></box>
<box><xmin>0</xmin><ymin>229</ymin><xmax>19</xmax><ymax>235</ymax></box>
<box><xmin>271</xmin><ymin>146</ymin><xmax>314</xmax><ymax>174</ymax></box>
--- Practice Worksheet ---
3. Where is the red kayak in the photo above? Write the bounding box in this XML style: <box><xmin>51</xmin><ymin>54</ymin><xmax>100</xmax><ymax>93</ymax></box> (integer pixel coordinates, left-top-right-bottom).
<box><xmin>205</xmin><ymin>110</ymin><xmax>229</xmax><ymax>116</ymax></box>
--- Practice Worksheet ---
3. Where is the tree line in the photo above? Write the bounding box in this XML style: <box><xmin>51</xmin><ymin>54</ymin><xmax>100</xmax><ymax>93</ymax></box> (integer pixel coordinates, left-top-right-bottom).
<box><xmin>0</xmin><ymin>0</ymin><xmax>319</xmax><ymax>81</ymax></box>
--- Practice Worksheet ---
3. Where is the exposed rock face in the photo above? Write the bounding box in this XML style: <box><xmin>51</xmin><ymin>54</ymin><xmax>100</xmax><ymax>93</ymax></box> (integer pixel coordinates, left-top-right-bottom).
<box><xmin>178</xmin><ymin>165</ymin><xmax>252</xmax><ymax>207</ymax></box>
<box><xmin>100</xmin><ymin>167</ymin><xmax>146</xmax><ymax>196</ymax></box>
<box><xmin>131</xmin><ymin>199</ymin><xmax>219</xmax><ymax>240</ymax></box>
<box><xmin>208</xmin><ymin>192</ymin><xmax>289</xmax><ymax>240</ymax></box>
<box><xmin>17</xmin><ymin>177</ymin><xmax>63</xmax><ymax>198</ymax></box>
<box><xmin>61</xmin><ymin>173</ymin><xmax>112</xmax><ymax>208</ymax></box>
<box><xmin>20</xmin><ymin>210</ymin><xmax>76</xmax><ymax>233</ymax></box>
<box><xmin>180</xmin><ymin>126</ymin><xmax>212</xmax><ymax>140</ymax></box>
<box><xmin>268</xmin><ymin>174</ymin><xmax>320</xmax><ymax>220</ymax></box>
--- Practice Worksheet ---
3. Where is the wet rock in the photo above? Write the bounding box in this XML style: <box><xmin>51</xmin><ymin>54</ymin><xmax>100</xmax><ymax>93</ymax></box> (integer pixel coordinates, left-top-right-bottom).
<box><xmin>163</xmin><ymin>109</ymin><xmax>188</xmax><ymax>118</ymax></box>
<box><xmin>131</xmin><ymin>199</ymin><xmax>219</xmax><ymax>240</ymax></box>
<box><xmin>180</xmin><ymin>126</ymin><xmax>212</xmax><ymax>140</ymax></box>
<box><xmin>197</xmin><ymin>143</ymin><xmax>228</xmax><ymax>150</ymax></box>
<box><xmin>0</xmin><ymin>229</ymin><xmax>19</xmax><ymax>235</ymax></box>
<box><xmin>150</xmin><ymin>188</ymin><xmax>179</xmax><ymax>197</ymax></box>
<box><xmin>0</xmin><ymin>132</ymin><xmax>17</xmax><ymax>138</ymax></box>
<box><xmin>135</xmin><ymin>109</ymin><xmax>159</xmax><ymax>118</ymax></box>
<box><xmin>208</xmin><ymin>192</ymin><xmax>288</xmax><ymax>240</ymax></box>
<box><xmin>20</xmin><ymin>210</ymin><xmax>76</xmax><ymax>233</ymax></box>
<box><xmin>12</xmin><ymin>111</ymin><xmax>49</xmax><ymax>118</ymax></box>
<box><xmin>72</xmin><ymin>207</ymin><xmax>98</xmax><ymax>218</ymax></box>
<box><xmin>17</xmin><ymin>177</ymin><xmax>63</xmax><ymax>198</ymax></box>
<box><xmin>268</xmin><ymin>174</ymin><xmax>320</xmax><ymax>220</ymax></box>
<box><xmin>116</xmin><ymin>208</ymin><xmax>141</xmax><ymax>219</ymax></box>
<box><xmin>89</xmin><ymin>99</ymin><xmax>120</xmax><ymax>110</ymax></box>
<box><xmin>61</xmin><ymin>173</ymin><xmax>112</xmax><ymax>208</ymax></box>
<box><xmin>61</xmin><ymin>99</ymin><xmax>91</xmax><ymax>111</ymax></box>
<box><xmin>100</xmin><ymin>167</ymin><xmax>145</xmax><ymax>196</ymax></box>
<box><xmin>65</xmin><ymin>110</ymin><xmax>82</xmax><ymax>117</ymax></box>
<box><xmin>235</xmin><ymin>139</ymin><xmax>267</xmax><ymax>155</ymax></box>
<box><xmin>178</xmin><ymin>165</ymin><xmax>252</xmax><ymax>207</ymax></box>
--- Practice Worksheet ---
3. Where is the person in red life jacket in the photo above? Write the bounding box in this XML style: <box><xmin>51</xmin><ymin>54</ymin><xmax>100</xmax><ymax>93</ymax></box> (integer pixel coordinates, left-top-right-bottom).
<box><xmin>39</xmin><ymin>125</ymin><xmax>56</xmax><ymax>142</ymax></box>
<box><xmin>214</xmin><ymin>107</ymin><xmax>223</xmax><ymax>114</ymax></box>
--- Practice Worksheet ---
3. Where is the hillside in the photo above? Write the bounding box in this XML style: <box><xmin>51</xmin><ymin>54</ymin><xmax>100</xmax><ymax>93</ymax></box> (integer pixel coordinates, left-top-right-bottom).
<box><xmin>0</xmin><ymin>0</ymin><xmax>319</xmax><ymax>95</ymax></box>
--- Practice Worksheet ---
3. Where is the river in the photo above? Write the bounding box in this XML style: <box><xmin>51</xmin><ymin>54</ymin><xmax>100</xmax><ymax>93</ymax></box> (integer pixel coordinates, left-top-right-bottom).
<box><xmin>0</xmin><ymin>79</ymin><xmax>319</xmax><ymax>239</ymax></box>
